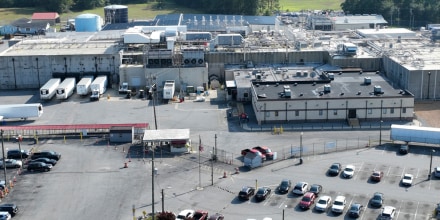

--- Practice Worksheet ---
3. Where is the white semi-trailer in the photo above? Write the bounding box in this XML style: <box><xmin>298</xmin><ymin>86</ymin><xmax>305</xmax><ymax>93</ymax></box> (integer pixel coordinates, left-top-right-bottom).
<box><xmin>56</xmin><ymin>78</ymin><xmax>76</xmax><ymax>100</ymax></box>
<box><xmin>90</xmin><ymin>76</ymin><xmax>108</xmax><ymax>101</ymax></box>
<box><xmin>76</xmin><ymin>76</ymin><xmax>94</xmax><ymax>96</ymax></box>
<box><xmin>0</xmin><ymin>103</ymin><xmax>43</xmax><ymax>120</ymax></box>
<box><xmin>390</xmin><ymin>124</ymin><xmax>440</xmax><ymax>144</ymax></box>
<box><xmin>163</xmin><ymin>80</ymin><xmax>175</xmax><ymax>100</ymax></box>
<box><xmin>40</xmin><ymin>78</ymin><xmax>61</xmax><ymax>100</ymax></box>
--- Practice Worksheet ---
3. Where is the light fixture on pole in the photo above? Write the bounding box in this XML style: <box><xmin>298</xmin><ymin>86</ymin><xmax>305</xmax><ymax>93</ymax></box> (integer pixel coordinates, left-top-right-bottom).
<box><xmin>429</xmin><ymin>149</ymin><xmax>435</xmax><ymax>180</ymax></box>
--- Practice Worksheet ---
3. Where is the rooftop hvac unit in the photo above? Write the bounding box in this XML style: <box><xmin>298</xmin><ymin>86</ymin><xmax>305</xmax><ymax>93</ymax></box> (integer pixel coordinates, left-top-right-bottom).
<box><xmin>256</xmin><ymin>73</ymin><xmax>262</xmax><ymax>80</ymax></box>
<box><xmin>324</xmin><ymin>84</ymin><xmax>331</xmax><ymax>93</ymax></box>
<box><xmin>364</xmin><ymin>77</ymin><xmax>372</xmax><ymax>85</ymax></box>
<box><xmin>283</xmin><ymin>85</ymin><xmax>291</xmax><ymax>98</ymax></box>
<box><xmin>328</xmin><ymin>73</ymin><xmax>334</xmax><ymax>80</ymax></box>
<box><xmin>374</xmin><ymin>85</ymin><xmax>383</xmax><ymax>94</ymax></box>
<box><xmin>296</xmin><ymin>71</ymin><xmax>302</xmax><ymax>77</ymax></box>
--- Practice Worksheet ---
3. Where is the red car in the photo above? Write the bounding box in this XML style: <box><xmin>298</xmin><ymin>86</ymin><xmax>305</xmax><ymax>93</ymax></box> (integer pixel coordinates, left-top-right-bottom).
<box><xmin>253</xmin><ymin>146</ymin><xmax>274</xmax><ymax>160</ymax></box>
<box><xmin>242</xmin><ymin>149</ymin><xmax>266</xmax><ymax>160</ymax></box>
<box><xmin>299</xmin><ymin>192</ymin><xmax>316</xmax><ymax>209</ymax></box>
<box><xmin>371</xmin><ymin>171</ymin><xmax>384</xmax><ymax>182</ymax></box>
<box><xmin>193</xmin><ymin>210</ymin><xmax>209</xmax><ymax>220</ymax></box>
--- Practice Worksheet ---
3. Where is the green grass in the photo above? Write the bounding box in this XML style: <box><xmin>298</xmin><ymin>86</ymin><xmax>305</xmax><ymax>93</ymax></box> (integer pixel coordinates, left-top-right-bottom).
<box><xmin>0</xmin><ymin>0</ymin><xmax>344</xmax><ymax>26</ymax></box>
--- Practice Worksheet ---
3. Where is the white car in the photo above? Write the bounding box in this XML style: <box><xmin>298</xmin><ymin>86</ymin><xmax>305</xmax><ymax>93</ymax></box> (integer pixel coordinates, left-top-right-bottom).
<box><xmin>175</xmin><ymin>209</ymin><xmax>195</xmax><ymax>220</ymax></box>
<box><xmin>401</xmin><ymin>173</ymin><xmax>414</xmax><ymax>186</ymax></box>
<box><xmin>292</xmin><ymin>182</ymin><xmax>309</xmax><ymax>195</ymax></box>
<box><xmin>434</xmin><ymin>167</ymin><xmax>440</xmax><ymax>178</ymax></box>
<box><xmin>379</xmin><ymin>206</ymin><xmax>396</xmax><ymax>219</ymax></box>
<box><xmin>315</xmin><ymin>195</ymin><xmax>332</xmax><ymax>212</ymax></box>
<box><xmin>0</xmin><ymin>159</ymin><xmax>22</xmax><ymax>169</ymax></box>
<box><xmin>331</xmin><ymin>195</ymin><xmax>346</xmax><ymax>213</ymax></box>
<box><xmin>0</xmin><ymin>211</ymin><xmax>11</xmax><ymax>220</ymax></box>
<box><xmin>342</xmin><ymin>165</ymin><xmax>355</xmax><ymax>178</ymax></box>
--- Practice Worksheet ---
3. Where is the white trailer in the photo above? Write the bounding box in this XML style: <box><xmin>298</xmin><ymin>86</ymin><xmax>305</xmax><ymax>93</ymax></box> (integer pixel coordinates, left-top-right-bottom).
<box><xmin>0</xmin><ymin>103</ymin><xmax>43</xmax><ymax>120</ymax></box>
<box><xmin>76</xmin><ymin>76</ymin><xmax>94</xmax><ymax>96</ymax></box>
<box><xmin>163</xmin><ymin>80</ymin><xmax>175</xmax><ymax>100</ymax></box>
<box><xmin>40</xmin><ymin>78</ymin><xmax>61</xmax><ymax>100</ymax></box>
<box><xmin>56</xmin><ymin>78</ymin><xmax>76</xmax><ymax>100</ymax></box>
<box><xmin>391</xmin><ymin>124</ymin><xmax>440</xmax><ymax>144</ymax></box>
<box><xmin>90</xmin><ymin>76</ymin><xmax>108</xmax><ymax>101</ymax></box>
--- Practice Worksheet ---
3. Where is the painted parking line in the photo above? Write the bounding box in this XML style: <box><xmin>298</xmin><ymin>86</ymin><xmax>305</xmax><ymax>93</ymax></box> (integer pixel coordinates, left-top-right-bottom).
<box><xmin>354</xmin><ymin>162</ymin><xmax>364</xmax><ymax>180</ymax></box>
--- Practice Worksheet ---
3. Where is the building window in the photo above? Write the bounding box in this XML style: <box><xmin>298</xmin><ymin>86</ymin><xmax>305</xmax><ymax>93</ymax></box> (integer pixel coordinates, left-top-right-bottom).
<box><xmin>266</xmin><ymin>112</ymin><xmax>270</xmax><ymax>117</ymax></box>
<box><xmin>275</xmin><ymin>111</ymin><xmax>279</xmax><ymax>117</ymax></box>
<box><xmin>402</xmin><ymin>108</ymin><xmax>406</xmax><ymax>113</ymax></box>
<box><xmin>26</xmin><ymin>27</ymin><xmax>31</xmax><ymax>32</ymax></box>
<box><xmin>390</xmin><ymin>108</ymin><xmax>394</xmax><ymax>114</ymax></box>
<box><xmin>244</xmin><ymin>93</ymin><xmax>248</xmax><ymax>98</ymax></box>
<box><xmin>383</xmin><ymin>108</ymin><xmax>387</xmax><ymax>114</ymax></box>
<box><xmin>367</xmin><ymin>109</ymin><xmax>372</xmax><ymax>114</ymax></box>
<box><xmin>295</xmin><ymin>110</ymin><xmax>299</xmax><ymax>116</ymax></box>
<box><xmin>333</xmin><ymin>110</ymin><xmax>337</xmax><ymax>115</ymax></box>
<box><xmin>319</xmin><ymin>110</ymin><xmax>323</xmax><ymax>116</ymax></box>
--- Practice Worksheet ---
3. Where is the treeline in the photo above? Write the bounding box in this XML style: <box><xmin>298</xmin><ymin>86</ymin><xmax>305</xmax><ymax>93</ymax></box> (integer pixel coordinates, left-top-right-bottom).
<box><xmin>0</xmin><ymin>0</ymin><xmax>145</xmax><ymax>13</ymax></box>
<box><xmin>341</xmin><ymin>0</ymin><xmax>440</xmax><ymax>27</ymax></box>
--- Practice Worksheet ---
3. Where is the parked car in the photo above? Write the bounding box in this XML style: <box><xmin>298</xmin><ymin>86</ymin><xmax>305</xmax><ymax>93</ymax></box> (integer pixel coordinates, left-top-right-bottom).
<box><xmin>331</xmin><ymin>196</ymin><xmax>346</xmax><ymax>214</ymax></box>
<box><xmin>379</xmin><ymin>206</ymin><xmax>396</xmax><ymax>220</ymax></box>
<box><xmin>277</xmin><ymin>179</ymin><xmax>292</xmax><ymax>194</ymax></box>
<box><xmin>308</xmin><ymin>184</ymin><xmax>322</xmax><ymax>195</ymax></box>
<box><xmin>31</xmin><ymin>150</ymin><xmax>61</xmax><ymax>161</ymax></box>
<box><xmin>0</xmin><ymin>204</ymin><xmax>18</xmax><ymax>217</ymax></box>
<box><xmin>292</xmin><ymin>182</ymin><xmax>309</xmax><ymax>195</ymax></box>
<box><xmin>0</xmin><ymin>159</ymin><xmax>22</xmax><ymax>168</ymax></box>
<box><xmin>370</xmin><ymin>170</ymin><xmax>384</xmax><ymax>182</ymax></box>
<box><xmin>348</xmin><ymin>203</ymin><xmax>364</xmax><ymax>218</ymax></box>
<box><xmin>30</xmin><ymin>158</ymin><xmax>57</xmax><ymax>166</ymax></box>
<box><xmin>315</xmin><ymin>195</ymin><xmax>332</xmax><ymax>212</ymax></box>
<box><xmin>370</xmin><ymin>192</ymin><xmax>384</xmax><ymax>207</ymax></box>
<box><xmin>435</xmin><ymin>167</ymin><xmax>440</xmax><ymax>178</ymax></box>
<box><xmin>27</xmin><ymin>162</ymin><xmax>53</xmax><ymax>172</ymax></box>
<box><xmin>328</xmin><ymin>162</ymin><xmax>342</xmax><ymax>176</ymax></box>
<box><xmin>175</xmin><ymin>209</ymin><xmax>195</xmax><ymax>220</ymax></box>
<box><xmin>0</xmin><ymin>211</ymin><xmax>11</xmax><ymax>220</ymax></box>
<box><xmin>342</xmin><ymin>165</ymin><xmax>355</xmax><ymax>178</ymax></box>
<box><xmin>399</xmin><ymin>144</ymin><xmax>409</xmax><ymax>154</ymax></box>
<box><xmin>7</xmin><ymin>149</ymin><xmax>30</xmax><ymax>159</ymax></box>
<box><xmin>299</xmin><ymin>192</ymin><xmax>316</xmax><ymax>209</ymax></box>
<box><xmin>255</xmin><ymin>187</ymin><xmax>271</xmax><ymax>201</ymax></box>
<box><xmin>401</xmin><ymin>173</ymin><xmax>414</xmax><ymax>186</ymax></box>
<box><xmin>238</xmin><ymin>186</ymin><xmax>255</xmax><ymax>200</ymax></box>
<box><xmin>253</xmin><ymin>146</ymin><xmax>274</xmax><ymax>160</ymax></box>
<box><xmin>208</xmin><ymin>213</ymin><xmax>224</xmax><ymax>220</ymax></box>
<box><xmin>193</xmin><ymin>210</ymin><xmax>208</xmax><ymax>220</ymax></box>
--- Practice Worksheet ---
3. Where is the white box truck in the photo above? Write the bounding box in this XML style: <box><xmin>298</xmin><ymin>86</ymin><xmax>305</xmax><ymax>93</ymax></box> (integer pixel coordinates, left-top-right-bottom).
<box><xmin>163</xmin><ymin>80</ymin><xmax>175</xmax><ymax>100</ymax></box>
<box><xmin>40</xmin><ymin>78</ymin><xmax>61</xmax><ymax>100</ymax></box>
<box><xmin>0</xmin><ymin>103</ymin><xmax>43</xmax><ymax>120</ymax></box>
<box><xmin>56</xmin><ymin>78</ymin><xmax>76</xmax><ymax>100</ymax></box>
<box><xmin>90</xmin><ymin>76</ymin><xmax>107</xmax><ymax>101</ymax></box>
<box><xmin>76</xmin><ymin>76</ymin><xmax>94</xmax><ymax>96</ymax></box>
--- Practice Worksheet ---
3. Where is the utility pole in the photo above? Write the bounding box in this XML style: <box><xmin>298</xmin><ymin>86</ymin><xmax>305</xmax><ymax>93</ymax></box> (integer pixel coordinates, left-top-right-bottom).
<box><xmin>151</xmin><ymin>84</ymin><xmax>158</xmax><ymax>219</ymax></box>
<box><xmin>0</xmin><ymin>130</ymin><xmax>6</xmax><ymax>183</ymax></box>
<box><xmin>161</xmin><ymin>189</ymin><xmax>164</xmax><ymax>213</ymax></box>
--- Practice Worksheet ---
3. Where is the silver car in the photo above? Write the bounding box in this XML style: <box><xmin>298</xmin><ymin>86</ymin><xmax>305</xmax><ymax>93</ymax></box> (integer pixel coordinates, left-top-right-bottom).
<box><xmin>0</xmin><ymin>159</ymin><xmax>22</xmax><ymax>169</ymax></box>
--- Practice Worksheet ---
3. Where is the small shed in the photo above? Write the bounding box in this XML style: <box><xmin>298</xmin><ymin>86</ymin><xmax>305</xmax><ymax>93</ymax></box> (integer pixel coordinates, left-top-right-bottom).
<box><xmin>32</xmin><ymin>12</ymin><xmax>60</xmax><ymax>25</ymax></box>
<box><xmin>243</xmin><ymin>151</ymin><xmax>263</xmax><ymax>169</ymax></box>
<box><xmin>142</xmin><ymin>129</ymin><xmax>191</xmax><ymax>153</ymax></box>
<box><xmin>109</xmin><ymin>126</ymin><xmax>133</xmax><ymax>143</ymax></box>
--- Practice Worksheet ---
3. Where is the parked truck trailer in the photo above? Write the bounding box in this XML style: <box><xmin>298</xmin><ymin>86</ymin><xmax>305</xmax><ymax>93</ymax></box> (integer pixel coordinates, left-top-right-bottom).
<box><xmin>0</xmin><ymin>103</ymin><xmax>43</xmax><ymax>120</ymax></box>
<box><xmin>56</xmin><ymin>78</ymin><xmax>76</xmax><ymax>100</ymax></box>
<box><xmin>76</xmin><ymin>76</ymin><xmax>94</xmax><ymax>96</ymax></box>
<box><xmin>163</xmin><ymin>80</ymin><xmax>175</xmax><ymax>100</ymax></box>
<box><xmin>40</xmin><ymin>78</ymin><xmax>61</xmax><ymax>100</ymax></box>
<box><xmin>90</xmin><ymin>76</ymin><xmax>108</xmax><ymax>101</ymax></box>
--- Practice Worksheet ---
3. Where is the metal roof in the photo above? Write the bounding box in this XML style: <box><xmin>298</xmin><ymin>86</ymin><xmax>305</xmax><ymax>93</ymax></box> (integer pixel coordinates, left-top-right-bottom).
<box><xmin>142</xmin><ymin>129</ymin><xmax>190</xmax><ymax>142</ymax></box>
<box><xmin>31</xmin><ymin>12</ymin><xmax>59</xmax><ymax>20</ymax></box>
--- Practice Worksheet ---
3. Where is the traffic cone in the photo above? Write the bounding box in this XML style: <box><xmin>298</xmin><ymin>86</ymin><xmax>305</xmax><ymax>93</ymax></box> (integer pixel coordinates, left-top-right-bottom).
<box><xmin>223</xmin><ymin>171</ymin><xmax>227</xmax><ymax>178</ymax></box>
<box><xmin>13</xmin><ymin>176</ymin><xmax>16</xmax><ymax>182</ymax></box>
<box><xmin>128</xmin><ymin>156</ymin><xmax>131</xmax><ymax>162</ymax></box>
<box><xmin>124</xmin><ymin>162</ymin><xmax>128</xmax><ymax>168</ymax></box>
<box><xmin>0</xmin><ymin>190</ymin><xmax>4</xmax><ymax>198</ymax></box>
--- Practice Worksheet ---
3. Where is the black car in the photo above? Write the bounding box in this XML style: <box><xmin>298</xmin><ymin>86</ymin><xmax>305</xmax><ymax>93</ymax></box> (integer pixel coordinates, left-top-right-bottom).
<box><xmin>399</xmin><ymin>144</ymin><xmax>409</xmax><ymax>155</ymax></box>
<box><xmin>31</xmin><ymin>150</ymin><xmax>61</xmax><ymax>161</ymax></box>
<box><xmin>370</xmin><ymin>192</ymin><xmax>384</xmax><ymax>208</ymax></box>
<box><xmin>255</xmin><ymin>187</ymin><xmax>271</xmax><ymax>201</ymax></box>
<box><xmin>348</xmin><ymin>203</ymin><xmax>364</xmax><ymax>218</ymax></box>
<box><xmin>238</xmin><ymin>186</ymin><xmax>255</xmax><ymax>200</ymax></box>
<box><xmin>30</xmin><ymin>158</ymin><xmax>57</xmax><ymax>166</ymax></box>
<box><xmin>27</xmin><ymin>162</ymin><xmax>53</xmax><ymax>172</ymax></box>
<box><xmin>0</xmin><ymin>203</ymin><xmax>19</xmax><ymax>216</ymax></box>
<box><xmin>309</xmin><ymin>184</ymin><xmax>322</xmax><ymax>195</ymax></box>
<box><xmin>277</xmin><ymin>179</ymin><xmax>292</xmax><ymax>194</ymax></box>
<box><xmin>328</xmin><ymin>163</ymin><xmax>342</xmax><ymax>176</ymax></box>
<box><xmin>7</xmin><ymin>149</ymin><xmax>30</xmax><ymax>159</ymax></box>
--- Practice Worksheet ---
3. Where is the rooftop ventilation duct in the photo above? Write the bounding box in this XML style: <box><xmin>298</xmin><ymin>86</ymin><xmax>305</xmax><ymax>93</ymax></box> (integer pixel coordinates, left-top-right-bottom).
<box><xmin>324</xmin><ymin>84</ymin><xmax>331</xmax><ymax>93</ymax></box>
<box><xmin>374</xmin><ymin>85</ymin><xmax>383</xmax><ymax>94</ymax></box>
<box><xmin>364</xmin><ymin>77</ymin><xmax>371</xmax><ymax>85</ymax></box>
<box><xmin>283</xmin><ymin>85</ymin><xmax>291</xmax><ymax>98</ymax></box>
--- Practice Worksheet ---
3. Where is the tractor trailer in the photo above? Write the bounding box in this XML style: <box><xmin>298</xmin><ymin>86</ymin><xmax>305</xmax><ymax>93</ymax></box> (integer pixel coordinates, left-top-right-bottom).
<box><xmin>76</xmin><ymin>76</ymin><xmax>94</xmax><ymax>96</ymax></box>
<box><xmin>40</xmin><ymin>78</ymin><xmax>61</xmax><ymax>100</ymax></box>
<box><xmin>56</xmin><ymin>78</ymin><xmax>76</xmax><ymax>100</ymax></box>
<box><xmin>90</xmin><ymin>76</ymin><xmax>108</xmax><ymax>101</ymax></box>
<box><xmin>0</xmin><ymin>103</ymin><xmax>43</xmax><ymax>120</ymax></box>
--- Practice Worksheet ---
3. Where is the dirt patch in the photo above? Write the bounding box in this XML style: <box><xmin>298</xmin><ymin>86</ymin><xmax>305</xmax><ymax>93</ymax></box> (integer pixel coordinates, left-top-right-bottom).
<box><xmin>414</xmin><ymin>101</ymin><xmax>440</xmax><ymax>127</ymax></box>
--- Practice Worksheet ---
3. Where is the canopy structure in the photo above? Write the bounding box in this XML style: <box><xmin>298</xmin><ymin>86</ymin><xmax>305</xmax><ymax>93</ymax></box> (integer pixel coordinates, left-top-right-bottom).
<box><xmin>143</xmin><ymin>129</ymin><xmax>191</xmax><ymax>153</ymax></box>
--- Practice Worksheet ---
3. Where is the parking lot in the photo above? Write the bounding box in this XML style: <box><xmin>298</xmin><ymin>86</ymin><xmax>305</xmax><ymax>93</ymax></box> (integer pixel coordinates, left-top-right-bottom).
<box><xmin>0</xmin><ymin>89</ymin><xmax>439</xmax><ymax>219</ymax></box>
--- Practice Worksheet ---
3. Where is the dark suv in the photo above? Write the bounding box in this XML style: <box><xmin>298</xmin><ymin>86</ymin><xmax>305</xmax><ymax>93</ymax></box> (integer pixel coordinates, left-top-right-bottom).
<box><xmin>27</xmin><ymin>162</ymin><xmax>53</xmax><ymax>172</ymax></box>
<box><xmin>31</xmin><ymin>150</ymin><xmax>61</xmax><ymax>161</ymax></box>
<box><xmin>0</xmin><ymin>203</ymin><xmax>19</xmax><ymax>216</ymax></box>
<box><xmin>7</xmin><ymin>149</ymin><xmax>30</xmax><ymax>159</ymax></box>
<box><xmin>238</xmin><ymin>186</ymin><xmax>255</xmax><ymax>200</ymax></box>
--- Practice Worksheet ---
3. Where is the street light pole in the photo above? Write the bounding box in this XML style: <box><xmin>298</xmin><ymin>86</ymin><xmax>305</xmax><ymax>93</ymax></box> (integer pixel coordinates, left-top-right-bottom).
<box><xmin>282</xmin><ymin>207</ymin><xmax>285</xmax><ymax>220</ymax></box>
<box><xmin>0</xmin><ymin>130</ymin><xmax>6</xmax><ymax>183</ymax></box>
<box><xmin>427</xmin><ymin>72</ymin><xmax>431</xmax><ymax>99</ymax></box>
<box><xmin>299</xmin><ymin>132</ymin><xmax>303</xmax><ymax>164</ymax></box>
<box><xmin>379</xmin><ymin>120</ymin><xmax>383</xmax><ymax>146</ymax></box>
<box><xmin>429</xmin><ymin>149</ymin><xmax>435</xmax><ymax>180</ymax></box>
<box><xmin>17</xmin><ymin>135</ymin><xmax>23</xmax><ymax>165</ymax></box>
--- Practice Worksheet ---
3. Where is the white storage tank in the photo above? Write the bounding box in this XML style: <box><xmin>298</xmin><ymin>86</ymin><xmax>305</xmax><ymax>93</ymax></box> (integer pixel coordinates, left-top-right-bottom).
<box><xmin>75</xmin><ymin>14</ymin><xmax>102</xmax><ymax>32</ymax></box>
